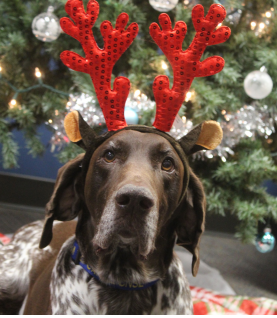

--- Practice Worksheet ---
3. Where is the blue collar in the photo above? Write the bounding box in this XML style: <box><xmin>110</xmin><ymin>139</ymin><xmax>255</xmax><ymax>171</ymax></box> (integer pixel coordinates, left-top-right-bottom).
<box><xmin>71</xmin><ymin>240</ymin><xmax>159</xmax><ymax>291</ymax></box>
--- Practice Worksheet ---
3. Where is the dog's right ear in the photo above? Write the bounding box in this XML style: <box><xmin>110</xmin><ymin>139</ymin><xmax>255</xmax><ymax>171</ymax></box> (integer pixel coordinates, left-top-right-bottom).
<box><xmin>39</xmin><ymin>153</ymin><xmax>85</xmax><ymax>249</ymax></box>
<box><xmin>64</xmin><ymin>110</ymin><xmax>96</xmax><ymax>150</ymax></box>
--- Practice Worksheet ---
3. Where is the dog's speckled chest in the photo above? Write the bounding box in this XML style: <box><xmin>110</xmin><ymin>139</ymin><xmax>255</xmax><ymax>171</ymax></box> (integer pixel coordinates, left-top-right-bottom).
<box><xmin>50</xmin><ymin>237</ymin><xmax>193</xmax><ymax>315</ymax></box>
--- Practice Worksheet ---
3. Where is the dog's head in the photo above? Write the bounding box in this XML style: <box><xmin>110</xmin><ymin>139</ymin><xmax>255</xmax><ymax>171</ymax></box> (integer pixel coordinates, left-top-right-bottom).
<box><xmin>40</xmin><ymin>111</ymin><xmax>222</xmax><ymax>279</ymax></box>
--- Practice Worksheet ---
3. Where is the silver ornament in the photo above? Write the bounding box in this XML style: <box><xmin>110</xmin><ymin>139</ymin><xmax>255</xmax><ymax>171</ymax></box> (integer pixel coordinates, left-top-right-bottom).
<box><xmin>244</xmin><ymin>69</ymin><xmax>273</xmax><ymax>100</ymax></box>
<box><xmin>149</xmin><ymin>0</ymin><xmax>178</xmax><ymax>12</ymax></box>
<box><xmin>32</xmin><ymin>6</ymin><xmax>61</xmax><ymax>42</ymax></box>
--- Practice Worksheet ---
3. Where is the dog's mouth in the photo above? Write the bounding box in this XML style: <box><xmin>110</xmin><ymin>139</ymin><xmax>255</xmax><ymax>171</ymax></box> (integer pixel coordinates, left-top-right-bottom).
<box><xmin>92</xmin><ymin>187</ymin><xmax>159</xmax><ymax>260</ymax></box>
<box><xmin>92</xmin><ymin>218</ymin><xmax>157</xmax><ymax>261</ymax></box>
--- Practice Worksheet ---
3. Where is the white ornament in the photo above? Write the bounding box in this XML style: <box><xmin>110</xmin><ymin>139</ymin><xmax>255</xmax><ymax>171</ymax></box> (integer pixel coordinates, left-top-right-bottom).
<box><xmin>149</xmin><ymin>0</ymin><xmax>178</xmax><ymax>12</ymax></box>
<box><xmin>32</xmin><ymin>6</ymin><xmax>61</xmax><ymax>42</ymax></box>
<box><xmin>244</xmin><ymin>69</ymin><xmax>273</xmax><ymax>99</ymax></box>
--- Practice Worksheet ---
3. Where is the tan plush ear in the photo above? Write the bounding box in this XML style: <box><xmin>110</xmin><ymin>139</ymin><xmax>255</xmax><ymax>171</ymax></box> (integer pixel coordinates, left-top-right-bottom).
<box><xmin>64</xmin><ymin>110</ymin><xmax>96</xmax><ymax>150</ymax></box>
<box><xmin>175</xmin><ymin>169</ymin><xmax>206</xmax><ymax>277</ymax></box>
<box><xmin>39</xmin><ymin>153</ymin><xmax>85</xmax><ymax>249</ymax></box>
<box><xmin>64</xmin><ymin>110</ymin><xmax>82</xmax><ymax>142</ymax></box>
<box><xmin>179</xmin><ymin>120</ymin><xmax>223</xmax><ymax>155</ymax></box>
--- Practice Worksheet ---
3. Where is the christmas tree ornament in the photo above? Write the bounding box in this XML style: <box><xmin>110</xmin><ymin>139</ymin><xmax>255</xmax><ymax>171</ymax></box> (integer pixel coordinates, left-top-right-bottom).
<box><xmin>244</xmin><ymin>68</ymin><xmax>273</xmax><ymax>100</ymax></box>
<box><xmin>149</xmin><ymin>0</ymin><xmax>179</xmax><ymax>12</ymax></box>
<box><xmin>124</xmin><ymin>107</ymin><xmax>139</xmax><ymax>125</ymax></box>
<box><xmin>255</xmin><ymin>227</ymin><xmax>275</xmax><ymax>253</ymax></box>
<box><xmin>32</xmin><ymin>6</ymin><xmax>61</xmax><ymax>42</ymax></box>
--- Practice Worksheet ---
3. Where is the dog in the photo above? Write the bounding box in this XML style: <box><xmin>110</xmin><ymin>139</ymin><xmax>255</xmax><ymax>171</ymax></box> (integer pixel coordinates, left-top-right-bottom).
<box><xmin>0</xmin><ymin>120</ymin><xmax>220</xmax><ymax>314</ymax></box>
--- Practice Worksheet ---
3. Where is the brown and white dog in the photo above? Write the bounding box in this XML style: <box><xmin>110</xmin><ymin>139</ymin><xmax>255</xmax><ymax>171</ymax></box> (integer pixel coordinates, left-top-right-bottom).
<box><xmin>0</xmin><ymin>118</ymin><xmax>222</xmax><ymax>315</ymax></box>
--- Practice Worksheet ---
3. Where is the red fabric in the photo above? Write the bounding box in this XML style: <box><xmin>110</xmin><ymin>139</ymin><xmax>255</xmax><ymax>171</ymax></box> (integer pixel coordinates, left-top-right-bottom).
<box><xmin>60</xmin><ymin>0</ymin><xmax>138</xmax><ymax>131</ymax></box>
<box><xmin>149</xmin><ymin>4</ymin><xmax>231</xmax><ymax>131</ymax></box>
<box><xmin>0</xmin><ymin>233</ymin><xmax>10</xmax><ymax>245</ymax></box>
<box><xmin>191</xmin><ymin>286</ymin><xmax>277</xmax><ymax>315</ymax></box>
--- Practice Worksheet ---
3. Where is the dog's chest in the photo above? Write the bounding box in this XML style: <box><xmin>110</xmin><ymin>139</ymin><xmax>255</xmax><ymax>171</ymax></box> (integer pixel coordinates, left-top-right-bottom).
<box><xmin>50</xmin><ymin>240</ymin><xmax>193</xmax><ymax>315</ymax></box>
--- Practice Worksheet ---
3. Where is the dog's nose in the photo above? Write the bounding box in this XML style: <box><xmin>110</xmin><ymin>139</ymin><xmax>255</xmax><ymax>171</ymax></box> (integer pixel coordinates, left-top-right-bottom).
<box><xmin>115</xmin><ymin>186</ymin><xmax>154</xmax><ymax>211</ymax></box>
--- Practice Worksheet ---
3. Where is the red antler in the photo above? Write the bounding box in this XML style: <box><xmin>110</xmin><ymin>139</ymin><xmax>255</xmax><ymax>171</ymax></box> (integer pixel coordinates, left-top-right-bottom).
<box><xmin>149</xmin><ymin>4</ymin><xmax>231</xmax><ymax>132</ymax></box>
<box><xmin>60</xmin><ymin>0</ymin><xmax>139</xmax><ymax>131</ymax></box>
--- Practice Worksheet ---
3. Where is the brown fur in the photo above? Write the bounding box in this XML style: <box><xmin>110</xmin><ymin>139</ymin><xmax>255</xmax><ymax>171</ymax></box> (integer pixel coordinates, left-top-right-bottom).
<box><xmin>24</xmin><ymin>221</ymin><xmax>77</xmax><ymax>314</ymax></box>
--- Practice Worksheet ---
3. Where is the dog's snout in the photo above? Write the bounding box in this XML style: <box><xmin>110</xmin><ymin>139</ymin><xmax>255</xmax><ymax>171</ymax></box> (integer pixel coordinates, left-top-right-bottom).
<box><xmin>115</xmin><ymin>186</ymin><xmax>155</xmax><ymax>212</ymax></box>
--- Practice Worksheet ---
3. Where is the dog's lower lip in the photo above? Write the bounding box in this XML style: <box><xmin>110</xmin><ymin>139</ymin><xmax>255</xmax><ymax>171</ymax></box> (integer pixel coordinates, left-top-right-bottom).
<box><xmin>119</xmin><ymin>230</ymin><xmax>134</xmax><ymax>238</ymax></box>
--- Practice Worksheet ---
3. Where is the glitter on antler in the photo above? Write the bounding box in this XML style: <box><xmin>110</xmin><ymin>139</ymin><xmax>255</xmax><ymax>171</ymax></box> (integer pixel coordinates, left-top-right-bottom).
<box><xmin>149</xmin><ymin>4</ymin><xmax>231</xmax><ymax>132</ymax></box>
<box><xmin>60</xmin><ymin>0</ymin><xmax>139</xmax><ymax>131</ymax></box>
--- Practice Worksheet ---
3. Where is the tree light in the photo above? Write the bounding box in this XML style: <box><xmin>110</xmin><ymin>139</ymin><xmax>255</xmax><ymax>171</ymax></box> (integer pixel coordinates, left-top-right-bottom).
<box><xmin>0</xmin><ymin>65</ymin><xmax>2</xmax><ymax>72</ymax></box>
<box><xmin>35</xmin><ymin>67</ymin><xmax>42</xmax><ymax>78</ymax></box>
<box><xmin>134</xmin><ymin>89</ymin><xmax>141</xmax><ymax>98</ymax></box>
<box><xmin>48</xmin><ymin>119</ymin><xmax>53</xmax><ymax>123</ymax></box>
<box><xmin>9</xmin><ymin>99</ymin><xmax>17</xmax><ymax>109</ymax></box>
<box><xmin>185</xmin><ymin>91</ymin><xmax>192</xmax><ymax>102</ymax></box>
<box><xmin>161</xmin><ymin>61</ymin><xmax>168</xmax><ymax>70</ymax></box>
<box><xmin>259</xmin><ymin>22</ymin><xmax>265</xmax><ymax>30</ymax></box>
<box><xmin>250</xmin><ymin>21</ymin><xmax>256</xmax><ymax>30</ymax></box>
<box><xmin>265</xmin><ymin>11</ymin><xmax>271</xmax><ymax>18</ymax></box>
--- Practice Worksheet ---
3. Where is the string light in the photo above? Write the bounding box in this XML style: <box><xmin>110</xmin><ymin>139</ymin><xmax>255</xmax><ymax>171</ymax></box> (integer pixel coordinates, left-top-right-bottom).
<box><xmin>250</xmin><ymin>21</ymin><xmax>256</xmax><ymax>30</ymax></box>
<box><xmin>48</xmin><ymin>119</ymin><xmax>53</xmax><ymax>123</ymax></box>
<box><xmin>9</xmin><ymin>99</ymin><xmax>17</xmax><ymax>109</ymax></box>
<box><xmin>185</xmin><ymin>92</ymin><xmax>192</xmax><ymax>102</ymax></box>
<box><xmin>185</xmin><ymin>91</ymin><xmax>195</xmax><ymax>102</ymax></box>
<box><xmin>35</xmin><ymin>67</ymin><xmax>42</xmax><ymax>78</ymax></box>
<box><xmin>259</xmin><ymin>22</ymin><xmax>265</xmax><ymax>30</ymax></box>
<box><xmin>0</xmin><ymin>62</ymin><xmax>69</xmax><ymax>110</ymax></box>
<box><xmin>161</xmin><ymin>61</ymin><xmax>168</xmax><ymax>70</ymax></box>
<box><xmin>265</xmin><ymin>11</ymin><xmax>272</xmax><ymax>18</ymax></box>
<box><xmin>134</xmin><ymin>89</ymin><xmax>141</xmax><ymax>98</ymax></box>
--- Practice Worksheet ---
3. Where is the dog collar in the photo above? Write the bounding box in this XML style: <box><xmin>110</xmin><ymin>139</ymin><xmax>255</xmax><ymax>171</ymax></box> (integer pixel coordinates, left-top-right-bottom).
<box><xmin>71</xmin><ymin>240</ymin><xmax>159</xmax><ymax>291</ymax></box>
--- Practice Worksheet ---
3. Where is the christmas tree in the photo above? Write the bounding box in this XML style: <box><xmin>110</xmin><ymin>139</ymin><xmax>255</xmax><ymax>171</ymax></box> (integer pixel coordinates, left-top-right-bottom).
<box><xmin>0</xmin><ymin>0</ymin><xmax>277</xmax><ymax>243</ymax></box>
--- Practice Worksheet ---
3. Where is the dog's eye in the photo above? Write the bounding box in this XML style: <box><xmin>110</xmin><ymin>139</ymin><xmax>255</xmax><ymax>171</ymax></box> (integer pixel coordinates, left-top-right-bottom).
<box><xmin>104</xmin><ymin>151</ymin><xmax>115</xmax><ymax>162</ymax></box>
<box><xmin>162</xmin><ymin>158</ymin><xmax>174</xmax><ymax>171</ymax></box>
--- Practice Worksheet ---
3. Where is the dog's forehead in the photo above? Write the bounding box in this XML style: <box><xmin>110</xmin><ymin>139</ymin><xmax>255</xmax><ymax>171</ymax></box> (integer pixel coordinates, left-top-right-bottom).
<box><xmin>103</xmin><ymin>129</ymin><xmax>177</xmax><ymax>152</ymax></box>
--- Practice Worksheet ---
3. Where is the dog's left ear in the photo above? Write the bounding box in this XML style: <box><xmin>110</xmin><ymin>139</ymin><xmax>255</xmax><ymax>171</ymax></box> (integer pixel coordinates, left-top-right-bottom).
<box><xmin>175</xmin><ymin>169</ymin><xmax>206</xmax><ymax>277</ymax></box>
<box><xmin>39</xmin><ymin>153</ymin><xmax>85</xmax><ymax>249</ymax></box>
<box><xmin>179</xmin><ymin>120</ymin><xmax>223</xmax><ymax>155</ymax></box>
<box><xmin>64</xmin><ymin>110</ymin><xmax>96</xmax><ymax>150</ymax></box>
<box><xmin>175</xmin><ymin>121</ymin><xmax>222</xmax><ymax>276</ymax></box>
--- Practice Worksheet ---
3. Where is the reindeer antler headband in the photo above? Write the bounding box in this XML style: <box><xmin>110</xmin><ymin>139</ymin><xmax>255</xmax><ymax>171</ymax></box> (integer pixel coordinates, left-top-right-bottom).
<box><xmin>61</xmin><ymin>0</ymin><xmax>230</xmax><ymax>136</ymax></box>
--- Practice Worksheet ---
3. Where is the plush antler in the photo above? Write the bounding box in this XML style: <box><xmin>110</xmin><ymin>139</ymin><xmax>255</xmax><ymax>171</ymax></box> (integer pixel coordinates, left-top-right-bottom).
<box><xmin>60</xmin><ymin>0</ymin><xmax>139</xmax><ymax>131</ymax></box>
<box><xmin>149</xmin><ymin>4</ymin><xmax>231</xmax><ymax>132</ymax></box>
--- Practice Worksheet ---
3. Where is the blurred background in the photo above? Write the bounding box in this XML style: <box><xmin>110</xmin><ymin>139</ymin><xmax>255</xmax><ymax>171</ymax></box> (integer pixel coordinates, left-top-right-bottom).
<box><xmin>0</xmin><ymin>0</ymin><xmax>276</xmax><ymax>301</ymax></box>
